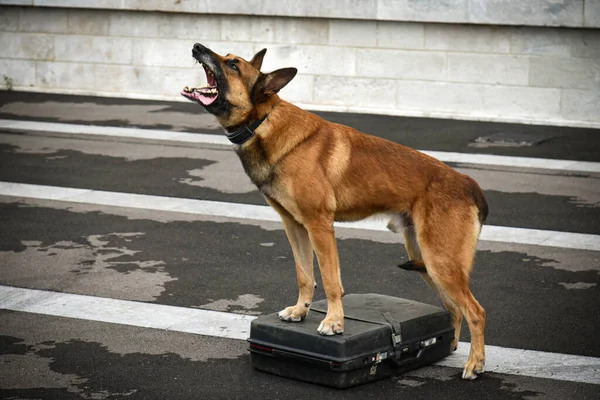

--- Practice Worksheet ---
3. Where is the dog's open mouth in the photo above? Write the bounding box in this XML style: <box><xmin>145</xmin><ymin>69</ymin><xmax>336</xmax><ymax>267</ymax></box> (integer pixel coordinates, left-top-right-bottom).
<box><xmin>181</xmin><ymin>63</ymin><xmax>218</xmax><ymax>106</ymax></box>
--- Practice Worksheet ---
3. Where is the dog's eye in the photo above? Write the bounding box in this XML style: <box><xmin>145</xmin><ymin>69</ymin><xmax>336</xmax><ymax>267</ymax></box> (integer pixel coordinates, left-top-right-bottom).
<box><xmin>228</xmin><ymin>62</ymin><xmax>239</xmax><ymax>72</ymax></box>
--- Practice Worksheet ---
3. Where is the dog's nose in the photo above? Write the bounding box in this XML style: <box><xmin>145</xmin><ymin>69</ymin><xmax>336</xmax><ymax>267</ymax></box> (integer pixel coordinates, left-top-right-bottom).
<box><xmin>193</xmin><ymin>43</ymin><xmax>207</xmax><ymax>54</ymax></box>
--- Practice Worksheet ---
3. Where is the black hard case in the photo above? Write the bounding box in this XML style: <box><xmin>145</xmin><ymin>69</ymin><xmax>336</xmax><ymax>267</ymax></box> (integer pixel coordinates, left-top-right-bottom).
<box><xmin>248</xmin><ymin>294</ymin><xmax>454</xmax><ymax>388</ymax></box>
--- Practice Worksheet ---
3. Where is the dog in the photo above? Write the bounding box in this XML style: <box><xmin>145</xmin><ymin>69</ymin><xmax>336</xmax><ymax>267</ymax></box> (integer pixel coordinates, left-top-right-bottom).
<box><xmin>182</xmin><ymin>43</ymin><xmax>489</xmax><ymax>380</ymax></box>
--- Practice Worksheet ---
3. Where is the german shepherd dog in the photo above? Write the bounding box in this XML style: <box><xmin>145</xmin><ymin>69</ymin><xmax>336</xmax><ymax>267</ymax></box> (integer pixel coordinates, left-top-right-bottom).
<box><xmin>182</xmin><ymin>43</ymin><xmax>489</xmax><ymax>380</ymax></box>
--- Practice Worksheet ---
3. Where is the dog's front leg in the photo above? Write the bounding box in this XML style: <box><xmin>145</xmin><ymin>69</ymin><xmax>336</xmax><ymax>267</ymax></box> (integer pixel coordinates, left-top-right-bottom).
<box><xmin>267</xmin><ymin>199</ymin><xmax>315</xmax><ymax>322</ymax></box>
<box><xmin>306</xmin><ymin>219</ymin><xmax>344</xmax><ymax>335</ymax></box>
<box><xmin>279</xmin><ymin>214</ymin><xmax>315</xmax><ymax>322</ymax></box>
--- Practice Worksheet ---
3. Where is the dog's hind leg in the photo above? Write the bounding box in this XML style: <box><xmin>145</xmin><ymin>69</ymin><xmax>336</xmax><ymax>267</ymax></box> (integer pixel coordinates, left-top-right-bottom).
<box><xmin>267</xmin><ymin>198</ymin><xmax>315</xmax><ymax>322</ymax></box>
<box><xmin>402</xmin><ymin>226</ymin><xmax>463</xmax><ymax>353</ymax></box>
<box><xmin>432</xmin><ymin>272</ymin><xmax>486</xmax><ymax>380</ymax></box>
<box><xmin>414</xmin><ymin>206</ymin><xmax>486</xmax><ymax>380</ymax></box>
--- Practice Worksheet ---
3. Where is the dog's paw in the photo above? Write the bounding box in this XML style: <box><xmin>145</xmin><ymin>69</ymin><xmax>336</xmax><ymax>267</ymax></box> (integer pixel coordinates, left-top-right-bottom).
<box><xmin>278</xmin><ymin>305</ymin><xmax>307</xmax><ymax>322</ymax></box>
<box><xmin>461</xmin><ymin>359</ymin><xmax>485</xmax><ymax>380</ymax></box>
<box><xmin>317</xmin><ymin>318</ymin><xmax>344</xmax><ymax>336</ymax></box>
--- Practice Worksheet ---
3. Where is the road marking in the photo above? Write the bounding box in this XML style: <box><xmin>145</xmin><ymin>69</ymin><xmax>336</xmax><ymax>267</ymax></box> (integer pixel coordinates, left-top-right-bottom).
<box><xmin>0</xmin><ymin>119</ymin><xmax>230</xmax><ymax>144</ymax></box>
<box><xmin>439</xmin><ymin>342</ymin><xmax>600</xmax><ymax>385</ymax></box>
<box><xmin>0</xmin><ymin>285</ymin><xmax>253</xmax><ymax>341</ymax></box>
<box><xmin>1</xmin><ymin>119</ymin><xmax>599</xmax><ymax>173</ymax></box>
<box><xmin>1</xmin><ymin>285</ymin><xmax>599</xmax><ymax>385</ymax></box>
<box><xmin>1</xmin><ymin>182</ymin><xmax>599</xmax><ymax>251</ymax></box>
<box><xmin>0</xmin><ymin>118</ymin><xmax>228</xmax><ymax>146</ymax></box>
<box><xmin>421</xmin><ymin>150</ymin><xmax>600</xmax><ymax>173</ymax></box>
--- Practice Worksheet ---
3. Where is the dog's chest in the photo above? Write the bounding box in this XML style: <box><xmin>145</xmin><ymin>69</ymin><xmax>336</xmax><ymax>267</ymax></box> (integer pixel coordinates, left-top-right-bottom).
<box><xmin>235</xmin><ymin>142</ymin><xmax>275</xmax><ymax>194</ymax></box>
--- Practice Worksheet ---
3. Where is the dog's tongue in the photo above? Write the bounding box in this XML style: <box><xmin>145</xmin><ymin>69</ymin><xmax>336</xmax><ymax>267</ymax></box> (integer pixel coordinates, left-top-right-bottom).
<box><xmin>180</xmin><ymin>88</ymin><xmax>218</xmax><ymax>106</ymax></box>
<box><xmin>194</xmin><ymin>90</ymin><xmax>218</xmax><ymax>106</ymax></box>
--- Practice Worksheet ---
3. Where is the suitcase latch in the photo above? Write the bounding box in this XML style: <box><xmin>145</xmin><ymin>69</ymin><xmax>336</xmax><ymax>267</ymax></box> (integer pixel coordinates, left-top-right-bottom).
<box><xmin>420</xmin><ymin>337</ymin><xmax>437</xmax><ymax>348</ymax></box>
<box><xmin>369</xmin><ymin>351</ymin><xmax>387</xmax><ymax>365</ymax></box>
<box><xmin>392</xmin><ymin>333</ymin><xmax>402</xmax><ymax>346</ymax></box>
<box><xmin>373</xmin><ymin>351</ymin><xmax>388</xmax><ymax>364</ymax></box>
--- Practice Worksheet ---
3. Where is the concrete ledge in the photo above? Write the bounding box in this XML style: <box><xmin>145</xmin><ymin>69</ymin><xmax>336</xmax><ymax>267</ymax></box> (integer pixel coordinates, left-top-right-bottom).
<box><xmin>0</xmin><ymin>0</ymin><xmax>598</xmax><ymax>28</ymax></box>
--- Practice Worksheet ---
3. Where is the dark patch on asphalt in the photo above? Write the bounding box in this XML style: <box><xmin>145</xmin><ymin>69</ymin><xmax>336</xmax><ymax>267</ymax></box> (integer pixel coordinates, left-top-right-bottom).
<box><xmin>0</xmin><ymin>143</ymin><xmax>266</xmax><ymax>205</ymax></box>
<box><xmin>1</xmin><ymin>91</ymin><xmax>598</xmax><ymax>161</ymax></box>
<box><xmin>471</xmin><ymin>250</ymin><xmax>600</xmax><ymax>356</ymax></box>
<box><xmin>0</xmin><ymin>336</ymin><xmax>227</xmax><ymax>400</ymax></box>
<box><xmin>1</xmin><ymin>143</ymin><xmax>598</xmax><ymax>233</ymax></box>
<box><xmin>316</xmin><ymin>110</ymin><xmax>600</xmax><ymax>162</ymax></box>
<box><xmin>0</xmin><ymin>232</ymin><xmax>27</xmax><ymax>253</ymax></box>
<box><xmin>106</xmin><ymin>262</ymin><xmax>154</xmax><ymax>274</ymax></box>
<box><xmin>0</xmin><ymin>335</ymin><xmax>29</xmax><ymax>355</ymax></box>
<box><xmin>484</xmin><ymin>190</ymin><xmax>600</xmax><ymax>235</ymax></box>
<box><xmin>3</xmin><ymin>333</ymin><xmax>596</xmax><ymax>400</ymax></box>
<box><xmin>1</xmin><ymin>203</ymin><xmax>599</xmax><ymax>357</ymax></box>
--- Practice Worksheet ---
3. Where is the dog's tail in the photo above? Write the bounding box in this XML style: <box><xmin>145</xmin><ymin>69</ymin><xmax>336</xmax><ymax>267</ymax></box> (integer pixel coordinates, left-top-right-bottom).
<box><xmin>397</xmin><ymin>260</ymin><xmax>427</xmax><ymax>273</ymax></box>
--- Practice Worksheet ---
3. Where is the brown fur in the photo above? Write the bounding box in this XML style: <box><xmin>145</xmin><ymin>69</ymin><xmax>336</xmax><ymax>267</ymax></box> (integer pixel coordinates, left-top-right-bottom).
<box><xmin>186</xmin><ymin>44</ymin><xmax>489</xmax><ymax>380</ymax></box>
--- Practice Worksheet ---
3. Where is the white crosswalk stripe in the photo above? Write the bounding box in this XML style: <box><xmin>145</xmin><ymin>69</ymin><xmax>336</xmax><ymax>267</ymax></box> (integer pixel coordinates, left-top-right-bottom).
<box><xmin>1</xmin><ymin>182</ymin><xmax>599</xmax><ymax>251</ymax></box>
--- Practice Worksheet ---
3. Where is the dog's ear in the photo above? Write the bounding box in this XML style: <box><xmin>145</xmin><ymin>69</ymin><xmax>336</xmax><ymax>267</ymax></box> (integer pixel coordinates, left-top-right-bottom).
<box><xmin>263</xmin><ymin>68</ymin><xmax>297</xmax><ymax>96</ymax></box>
<box><xmin>250</xmin><ymin>48</ymin><xmax>267</xmax><ymax>70</ymax></box>
<box><xmin>252</xmin><ymin>68</ymin><xmax>297</xmax><ymax>103</ymax></box>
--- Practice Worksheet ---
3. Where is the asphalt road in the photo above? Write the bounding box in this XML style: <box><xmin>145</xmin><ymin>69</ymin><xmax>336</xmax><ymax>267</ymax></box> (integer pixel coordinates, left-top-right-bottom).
<box><xmin>0</xmin><ymin>92</ymin><xmax>599</xmax><ymax>399</ymax></box>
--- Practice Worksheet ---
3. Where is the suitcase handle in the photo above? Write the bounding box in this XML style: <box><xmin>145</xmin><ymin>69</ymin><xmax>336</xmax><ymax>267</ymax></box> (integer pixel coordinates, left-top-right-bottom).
<box><xmin>390</xmin><ymin>348</ymin><xmax>424</xmax><ymax>367</ymax></box>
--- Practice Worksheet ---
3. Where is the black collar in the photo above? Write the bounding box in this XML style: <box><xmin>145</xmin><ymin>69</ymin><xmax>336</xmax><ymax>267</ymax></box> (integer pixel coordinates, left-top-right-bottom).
<box><xmin>226</xmin><ymin>114</ymin><xmax>268</xmax><ymax>145</ymax></box>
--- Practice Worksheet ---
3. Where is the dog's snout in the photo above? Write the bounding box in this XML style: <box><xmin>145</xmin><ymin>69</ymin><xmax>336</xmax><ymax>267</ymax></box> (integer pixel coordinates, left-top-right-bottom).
<box><xmin>193</xmin><ymin>43</ymin><xmax>207</xmax><ymax>54</ymax></box>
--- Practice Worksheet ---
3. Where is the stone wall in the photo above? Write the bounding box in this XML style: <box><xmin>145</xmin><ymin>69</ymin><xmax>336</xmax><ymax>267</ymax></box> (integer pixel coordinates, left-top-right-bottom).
<box><xmin>0</xmin><ymin>2</ymin><xmax>599</xmax><ymax>127</ymax></box>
